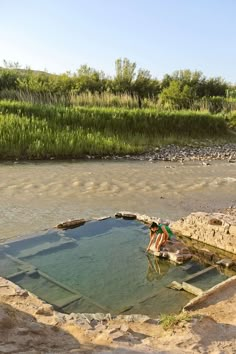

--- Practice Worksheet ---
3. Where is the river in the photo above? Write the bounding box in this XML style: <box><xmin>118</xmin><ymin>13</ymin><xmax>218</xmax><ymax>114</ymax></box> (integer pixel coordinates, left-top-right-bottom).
<box><xmin>1</xmin><ymin>160</ymin><xmax>236</xmax><ymax>242</ymax></box>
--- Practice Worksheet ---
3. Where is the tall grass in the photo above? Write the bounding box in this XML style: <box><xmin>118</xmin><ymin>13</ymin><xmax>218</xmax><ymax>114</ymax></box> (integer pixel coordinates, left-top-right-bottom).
<box><xmin>0</xmin><ymin>112</ymin><xmax>138</xmax><ymax>159</ymax></box>
<box><xmin>0</xmin><ymin>100</ymin><xmax>230</xmax><ymax>160</ymax></box>
<box><xmin>71</xmin><ymin>92</ymin><xmax>144</xmax><ymax>108</ymax></box>
<box><xmin>0</xmin><ymin>89</ymin><xmax>70</xmax><ymax>106</ymax></box>
<box><xmin>0</xmin><ymin>100</ymin><xmax>228</xmax><ymax>136</ymax></box>
<box><xmin>1</xmin><ymin>89</ymin><xmax>236</xmax><ymax>112</ymax></box>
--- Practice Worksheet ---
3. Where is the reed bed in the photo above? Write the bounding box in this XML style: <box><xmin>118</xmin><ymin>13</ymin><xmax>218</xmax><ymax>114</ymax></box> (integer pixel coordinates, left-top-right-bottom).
<box><xmin>2</xmin><ymin>90</ymin><xmax>236</xmax><ymax>112</ymax></box>
<box><xmin>0</xmin><ymin>112</ymin><xmax>138</xmax><ymax>159</ymax></box>
<box><xmin>0</xmin><ymin>100</ymin><xmax>230</xmax><ymax>159</ymax></box>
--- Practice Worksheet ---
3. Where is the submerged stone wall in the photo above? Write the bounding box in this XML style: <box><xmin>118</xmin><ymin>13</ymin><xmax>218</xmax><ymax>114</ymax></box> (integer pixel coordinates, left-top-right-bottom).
<box><xmin>171</xmin><ymin>211</ymin><xmax>236</xmax><ymax>254</ymax></box>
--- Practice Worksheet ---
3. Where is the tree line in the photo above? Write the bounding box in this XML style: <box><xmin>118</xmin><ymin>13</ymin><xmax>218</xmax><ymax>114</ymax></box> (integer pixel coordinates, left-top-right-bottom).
<box><xmin>0</xmin><ymin>58</ymin><xmax>235</xmax><ymax>109</ymax></box>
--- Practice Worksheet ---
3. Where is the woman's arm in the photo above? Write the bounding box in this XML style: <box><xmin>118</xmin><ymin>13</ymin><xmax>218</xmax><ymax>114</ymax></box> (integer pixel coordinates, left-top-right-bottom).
<box><xmin>146</xmin><ymin>232</ymin><xmax>156</xmax><ymax>251</ymax></box>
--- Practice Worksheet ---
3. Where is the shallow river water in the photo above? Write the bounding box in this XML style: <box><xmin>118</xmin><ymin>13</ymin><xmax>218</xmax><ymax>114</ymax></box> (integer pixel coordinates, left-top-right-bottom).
<box><xmin>1</xmin><ymin>160</ymin><xmax>236</xmax><ymax>242</ymax></box>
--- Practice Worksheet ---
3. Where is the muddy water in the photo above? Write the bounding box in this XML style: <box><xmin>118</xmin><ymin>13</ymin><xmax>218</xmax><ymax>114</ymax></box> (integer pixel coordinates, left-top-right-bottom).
<box><xmin>1</xmin><ymin>160</ymin><xmax>236</xmax><ymax>242</ymax></box>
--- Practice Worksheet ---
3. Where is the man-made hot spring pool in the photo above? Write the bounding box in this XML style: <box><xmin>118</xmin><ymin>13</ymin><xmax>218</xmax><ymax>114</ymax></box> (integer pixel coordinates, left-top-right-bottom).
<box><xmin>0</xmin><ymin>218</ymin><xmax>228</xmax><ymax>317</ymax></box>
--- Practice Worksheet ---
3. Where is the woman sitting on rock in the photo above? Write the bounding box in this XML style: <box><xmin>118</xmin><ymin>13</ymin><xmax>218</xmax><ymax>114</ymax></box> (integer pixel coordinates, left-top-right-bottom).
<box><xmin>146</xmin><ymin>221</ymin><xmax>175</xmax><ymax>252</ymax></box>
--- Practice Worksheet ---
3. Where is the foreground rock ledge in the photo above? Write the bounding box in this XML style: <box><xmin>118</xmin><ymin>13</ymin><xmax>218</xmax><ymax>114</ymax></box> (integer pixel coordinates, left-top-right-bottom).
<box><xmin>0</xmin><ymin>276</ymin><xmax>236</xmax><ymax>354</ymax></box>
<box><xmin>171</xmin><ymin>210</ymin><xmax>236</xmax><ymax>255</ymax></box>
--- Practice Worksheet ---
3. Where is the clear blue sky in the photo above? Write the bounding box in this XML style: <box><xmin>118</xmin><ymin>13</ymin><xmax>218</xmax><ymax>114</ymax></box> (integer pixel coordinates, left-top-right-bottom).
<box><xmin>1</xmin><ymin>0</ymin><xmax>236</xmax><ymax>82</ymax></box>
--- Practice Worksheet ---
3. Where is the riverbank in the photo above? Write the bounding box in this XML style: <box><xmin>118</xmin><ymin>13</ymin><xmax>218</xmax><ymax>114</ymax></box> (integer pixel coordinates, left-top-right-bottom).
<box><xmin>3</xmin><ymin>142</ymin><xmax>236</xmax><ymax>162</ymax></box>
<box><xmin>1</xmin><ymin>100</ymin><xmax>235</xmax><ymax>160</ymax></box>
<box><xmin>100</xmin><ymin>142</ymin><xmax>236</xmax><ymax>162</ymax></box>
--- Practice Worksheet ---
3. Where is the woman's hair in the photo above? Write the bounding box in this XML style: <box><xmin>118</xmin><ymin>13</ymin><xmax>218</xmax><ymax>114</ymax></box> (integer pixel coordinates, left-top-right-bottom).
<box><xmin>150</xmin><ymin>222</ymin><xmax>158</xmax><ymax>229</ymax></box>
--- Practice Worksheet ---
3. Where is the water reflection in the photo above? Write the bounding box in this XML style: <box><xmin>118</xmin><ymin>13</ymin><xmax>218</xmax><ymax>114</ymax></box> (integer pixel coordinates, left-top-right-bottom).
<box><xmin>146</xmin><ymin>254</ymin><xmax>170</xmax><ymax>282</ymax></box>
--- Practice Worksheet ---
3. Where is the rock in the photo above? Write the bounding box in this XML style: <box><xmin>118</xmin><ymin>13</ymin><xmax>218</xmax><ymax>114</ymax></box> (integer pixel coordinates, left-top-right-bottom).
<box><xmin>54</xmin><ymin>312</ymin><xmax>67</xmax><ymax>323</ymax></box>
<box><xmin>35</xmin><ymin>304</ymin><xmax>54</xmax><ymax>316</ymax></box>
<box><xmin>94</xmin><ymin>323</ymin><xmax>107</xmax><ymax>332</ymax></box>
<box><xmin>216</xmin><ymin>258</ymin><xmax>234</xmax><ymax>268</ymax></box>
<box><xmin>122</xmin><ymin>213</ymin><xmax>137</xmax><ymax>220</ymax></box>
<box><xmin>120</xmin><ymin>324</ymin><xmax>130</xmax><ymax>332</ymax></box>
<box><xmin>209</xmin><ymin>218</ymin><xmax>223</xmax><ymax>226</ymax></box>
<box><xmin>93</xmin><ymin>312</ymin><xmax>111</xmax><ymax>321</ymax></box>
<box><xmin>15</xmin><ymin>289</ymin><xmax>29</xmax><ymax>297</ymax></box>
<box><xmin>17</xmin><ymin>327</ymin><xmax>30</xmax><ymax>335</ymax></box>
<box><xmin>75</xmin><ymin>319</ymin><xmax>93</xmax><ymax>330</ymax></box>
<box><xmin>109</xmin><ymin>329</ymin><xmax>127</xmax><ymax>340</ymax></box>
<box><xmin>168</xmin><ymin>281</ymin><xmax>183</xmax><ymax>290</ymax></box>
<box><xmin>110</xmin><ymin>330</ymin><xmax>139</xmax><ymax>344</ymax></box>
<box><xmin>116</xmin><ymin>314</ymin><xmax>151</xmax><ymax>323</ymax></box>
<box><xmin>68</xmin><ymin>312</ymin><xmax>76</xmax><ymax>320</ymax></box>
<box><xmin>115</xmin><ymin>211</ymin><xmax>136</xmax><ymax>220</ymax></box>
<box><xmin>0</xmin><ymin>344</ymin><xmax>20</xmax><ymax>353</ymax></box>
<box><xmin>172</xmin><ymin>211</ymin><xmax>236</xmax><ymax>254</ymax></box>
<box><xmin>56</xmin><ymin>219</ymin><xmax>86</xmax><ymax>229</ymax></box>
<box><xmin>107</xmin><ymin>325</ymin><xmax>121</xmax><ymax>334</ymax></box>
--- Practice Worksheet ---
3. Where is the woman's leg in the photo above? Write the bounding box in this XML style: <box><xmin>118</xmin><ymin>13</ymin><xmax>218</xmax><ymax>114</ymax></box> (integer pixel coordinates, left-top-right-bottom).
<box><xmin>155</xmin><ymin>233</ymin><xmax>165</xmax><ymax>251</ymax></box>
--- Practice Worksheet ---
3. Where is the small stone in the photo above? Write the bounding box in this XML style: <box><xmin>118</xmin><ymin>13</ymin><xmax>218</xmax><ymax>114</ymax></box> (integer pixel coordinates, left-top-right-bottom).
<box><xmin>56</xmin><ymin>219</ymin><xmax>86</xmax><ymax>229</ymax></box>
<box><xmin>117</xmin><ymin>314</ymin><xmax>151</xmax><ymax>323</ymax></box>
<box><xmin>0</xmin><ymin>344</ymin><xmax>20</xmax><ymax>353</ymax></box>
<box><xmin>216</xmin><ymin>258</ymin><xmax>234</xmax><ymax>268</ymax></box>
<box><xmin>68</xmin><ymin>313</ymin><xmax>76</xmax><ymax>320</ymax></box>
<box><xmin>107</xmin><ymin>325</ymin><xmax>121</xmax><ymax>334</ymax></box>
<box><xmin>15</xmin><ymin>289</ymin><xmax>29</xmax><ymax>297</ymax></box>
<box><xmin>75</xmin><ymin>320</ymin><xmax>93</xmax><ymax>330</ymax></box>
<box><xmin>95</xmin><ymin>323</ymin><xmax>108</xmax><ymax>332</ymax></box>
<box><xmin>122</xmin><ymin>213</ymin><xmax>137</xmax><ymax>220</ymax></box>
<box><xmin>93</xmin><ymin>313</ymin><xmax>110</xmax><ymax>321</ymax></box>
<box><xmin>120</xmin><ymin>324</ymin><xmax>130</xmax><ymax>332</ymax></box>
<box><xmin>208</xmin><ymin>218</ymin><xmax>222</xmax><ymax>226</ymax></box>
<box><xmin>35</xmin><ymin>304</ymin><xmax>54</xmax><ymax>316</ymax></box>
<box><xmin>17</xmin><ymin>327</ymin><xmax>29</xmax><ymax>335</ymax></box>
<box><xmin>168</xmin><ymin>281</ymin><xmax>183</xmax><ymax>290</ymax></box>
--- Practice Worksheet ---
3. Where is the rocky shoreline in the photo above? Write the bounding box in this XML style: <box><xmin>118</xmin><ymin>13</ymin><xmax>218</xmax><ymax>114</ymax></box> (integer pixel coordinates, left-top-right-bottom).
<box><xmin>90</xmin><ymin>143</ymin><xmax>236</xmax><ymax>162</ymax></box>
<box><xmin>5</xmin><ymin>142</ymin><xmax>236</xmax><ymax>163</ymax></box>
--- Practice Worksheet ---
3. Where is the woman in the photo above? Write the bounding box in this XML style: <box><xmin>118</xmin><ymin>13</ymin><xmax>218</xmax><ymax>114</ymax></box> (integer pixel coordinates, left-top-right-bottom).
<box><xmin>146</xmin><ymin>221</ymin><xmax>175</xmax><ymax>252</ymax></box>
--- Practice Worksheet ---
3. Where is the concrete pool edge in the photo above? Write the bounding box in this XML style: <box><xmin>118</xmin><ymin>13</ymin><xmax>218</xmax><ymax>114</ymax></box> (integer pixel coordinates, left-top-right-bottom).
<box><xmin>183</xmin><ymin>274</ymin><xmax>236</xmax><ymax>311</ymax></box>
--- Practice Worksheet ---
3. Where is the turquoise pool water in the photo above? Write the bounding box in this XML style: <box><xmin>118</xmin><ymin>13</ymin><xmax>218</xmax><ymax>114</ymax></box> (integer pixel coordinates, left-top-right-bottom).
<box><xmin>0</xmin><ymin>218</ymin><xmax>228</xmax><ymax>317</ymax></box>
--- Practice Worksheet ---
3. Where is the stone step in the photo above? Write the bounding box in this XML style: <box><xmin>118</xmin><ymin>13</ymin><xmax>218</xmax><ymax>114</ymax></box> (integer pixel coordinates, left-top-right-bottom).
<box><xmin>182</xmin><ymin>282</ymin><xmax>203</xmax><ymax>296</ymax></box>
<box><xmin>184</xmin><ymin>265</ymin><xmax>216</xmax><ymax>283</ymax></box>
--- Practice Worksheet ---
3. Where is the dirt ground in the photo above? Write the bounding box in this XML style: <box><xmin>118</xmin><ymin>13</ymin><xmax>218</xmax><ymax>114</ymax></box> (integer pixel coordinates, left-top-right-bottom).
<box><xmin>0</xmin><ymin>276</ymin><xmax>235</xmax><ymax>354</ymax></box>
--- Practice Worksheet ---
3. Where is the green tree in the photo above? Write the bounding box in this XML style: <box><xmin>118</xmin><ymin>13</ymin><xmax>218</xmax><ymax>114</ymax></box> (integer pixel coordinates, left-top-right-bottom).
<box><xmin>159</xmin><ymin>80</ymin><xmax>194</xmax><ymax>109</ymax></box>
<box><xmin>133</xmin><ymin>69</ymin><xmax>160</xmax><ymax>107</ymax></box>
<box><xmin>74</xmin><ymin>65</ymin><xmax>104</xmax><ymax>93</ymax></box>
<box><xmin>113</xmin><ymin>58</ymin><xmax>136</xmax><ymax>93</ymax></box>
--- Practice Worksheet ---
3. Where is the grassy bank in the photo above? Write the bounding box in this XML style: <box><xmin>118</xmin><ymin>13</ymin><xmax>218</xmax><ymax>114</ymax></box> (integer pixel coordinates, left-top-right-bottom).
<box><xmin>0</xmin><ymin>100</ymin><xmax>233</xmax><ymax>159</ymax></box>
